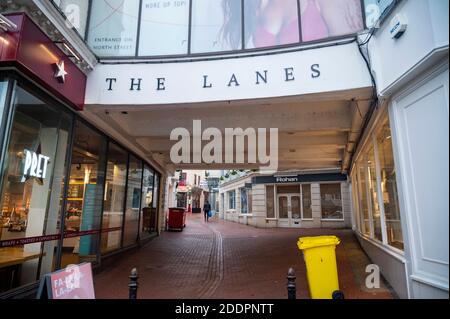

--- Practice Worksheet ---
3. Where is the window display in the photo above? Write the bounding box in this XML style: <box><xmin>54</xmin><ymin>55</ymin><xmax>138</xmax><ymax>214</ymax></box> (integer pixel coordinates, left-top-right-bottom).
<box><xmin>61</xmin><ymin>120</ymin><xmax>106</xmax><ymax>268</ymax></box>
<box><xmin>301</xmin><ymin>184</ymin><xmax>312</xmax><ymax>219</ymax></box>
<box><xmin>140</xmin><ymin>166</ymin><xmax>155</xmax><ymax>239</ymax></box>
<box><xmin>357</xmin><ymin>160</ymin><xmax>371</xmax><ymax>235</ymax></box>
<box><xmin>266</xmin><ymin>185</ymin><xmax>274</xmax><ymax>218</ymax></box>
<box><xmin>352</xmin><ymin>113</ymin><xmax>403</xmax><ymax>251</ymax></box>
<box><xmin>376</xmin><ymin>118</ymin><xmax>403</xmax><ymax>250</ymax></box>
<box><xmin>247</xmin><ymin>188</ymin><xmax>252</xmax><ymax>215</ymax></box>
<box><xmin>320</xmin><ymin>183</ymin><xmax>343</xmax><ymax>219</ymax></box>
<box><xmin>0</xmin><ymin>84</ymin><xmax>72</xmax><ymax>292</ymax></box>
<box><xmin>367</xmin><ymin>147</ymin><xmax>383</xmax><ymax>241</ymax></box>
<box><xmin>228</xmin><ymin>190</ymin><xmax>236</xmax><ymax>209</ymax></box>
<box><xmin>240</xmin><ymin>187</ymin><xmax>247</xmax><ymax>214</ymax></box>
<box><xmin>0</xmin><ymin>79</ymin><xmax>163</xmax><ymax>296</ymax></box>
<box><xmin>123</xmin><ymin>155</ymin><xmax>142</xmax><ymax>247</ymax></box>
<box><xmin>100</xmin><ymin>142</ymin><xmax>127</xmax><ymax>253</ymax></box>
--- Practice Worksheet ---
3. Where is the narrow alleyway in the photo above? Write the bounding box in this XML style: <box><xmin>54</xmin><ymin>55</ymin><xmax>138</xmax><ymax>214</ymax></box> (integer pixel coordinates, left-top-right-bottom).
<box><xmin>94</xmin><ymin>214</ymin><xmax>394</xmax><ymax>299</ymax></box>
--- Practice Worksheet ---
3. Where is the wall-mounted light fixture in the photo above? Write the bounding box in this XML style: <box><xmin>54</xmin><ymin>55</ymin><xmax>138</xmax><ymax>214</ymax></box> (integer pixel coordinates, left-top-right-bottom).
<box><xmin>54</xmin><ymin>40</ymin><xmax>81</xmax><ymax>62</ymax></box>
<box><xmin>0</xmin><ymin>14</ymin><xmax>18</xmax><ymax>32</ymax></box>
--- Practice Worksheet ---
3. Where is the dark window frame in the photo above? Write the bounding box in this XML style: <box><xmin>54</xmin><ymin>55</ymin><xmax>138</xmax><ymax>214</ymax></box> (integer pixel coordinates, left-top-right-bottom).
<box><xmin>83</xmin><ymin>0</ymin><xmax>369</xmax><ymax>60</ymax></box>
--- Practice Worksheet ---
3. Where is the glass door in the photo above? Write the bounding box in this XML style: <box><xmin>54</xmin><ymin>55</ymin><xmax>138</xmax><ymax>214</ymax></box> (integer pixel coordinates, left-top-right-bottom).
<box><xmin>291</xmin><ymin>195</ymin><xmax>301</xmax><ymax>228</ymax></box>
<box><xmin>278</xmin><ymin>194</ymin><xmax>302</xmax><ymax>228</ymax></box>
<box><xmin>277</xmin><ymin>195</ymin><xmax>290</xmax><ymax>227</ymax></box>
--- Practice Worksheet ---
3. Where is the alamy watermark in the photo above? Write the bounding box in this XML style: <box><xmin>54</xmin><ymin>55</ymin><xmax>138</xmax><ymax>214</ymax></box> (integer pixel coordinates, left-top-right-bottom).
<box><xmin>365</xmin><ymin>264</ymin><xmax>381</xmax><ymax>289</ymax></box>
<box><xmin>170</xmin><ymin>120</ymin><xmax>278</xmax><ymax>173</ymax></box>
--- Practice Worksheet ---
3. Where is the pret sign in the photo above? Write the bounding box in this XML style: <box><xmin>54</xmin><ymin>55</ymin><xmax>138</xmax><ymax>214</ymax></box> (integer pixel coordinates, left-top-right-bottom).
<box><xmin>22</xmin><ymin>150</ymin><xmax>50</xmax><ymax>182</ymax></box>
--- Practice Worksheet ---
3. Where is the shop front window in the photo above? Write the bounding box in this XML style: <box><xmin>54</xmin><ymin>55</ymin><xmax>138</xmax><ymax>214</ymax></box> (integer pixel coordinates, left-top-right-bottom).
<box><xmin>61</xmin><ymin>120</ymin><xmax>106</xmax><ymax>268</ymax></box>
<box><xmin>376</xmin><ymin>119</ymin><xmax>403</xmax><ymax>250</ymax></box>
<box><xmin>0</xmin><ymin>80</ymin><xmax>9</xmax><ymax>136</ymax></box>
<box><xmin>352</xmin><ymin>112</ymin><xmax>403</xmax><ymax>251</ymax></box>
<box><xmin>100</xmin><ymin>142</ymin><xmax>127</xmax><ymax>254</ymax></box>
<box><xmin>320</xmin><ymin>183</ymin><xmax>343</xmax><ymax>220</ymax></box>
<box><xmin>247</xmin><ymin>188</ymin><xmax>252</xmax><ymax>214</ymax></box>
<box><xmin>123</xmin><ymin>155</ymin><xmax>142</xmax><ymax>247</ymax></box>
<box><xmin>367</xmin><ymin>147</ymin><xmax>383</xmax><ymax>241</ymax></box>
<box><xmin>357</xmin><ymin>159</ymin><xmax>371</xmax><ymax>236</ymax></box>
<box><xmin>228</xmin><ymin>190</ymin><xmax>235</xmax><ymax>210</ymax></box>
<box><xmin>266</xmin><ymin>185</ymin><xmax>274</xmax><ymax>218</ymax></box>
<box><xmin>140</xmin><ymin>166</ymin><xmax>156</xmax><ymax>239</ymax></box>
<box><xmin>0</xmin><ymin>84</ymin><xmax>72</xmax><ymax>292</ymax></box>
<box><xmin>240</xmin><ymin>187</ymin><xmax>247</xmax><ymax>214</ymax></box>
<box><xmin>301</xmin><ymin>184</ymin><xmax>312</xmax><ymax>219</ymax></box>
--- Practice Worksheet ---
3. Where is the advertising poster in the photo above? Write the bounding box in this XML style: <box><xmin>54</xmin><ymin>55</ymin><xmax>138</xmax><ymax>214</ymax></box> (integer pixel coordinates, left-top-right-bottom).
<box><xmin>191</xmin><ymin>0</ymin><xmax>241</xmax><ymax>53</ymax></box>
<box><xmin>138</xmin><ymin>0</ymin><xmax>190</xmax><ymax>56</ymax></box>
<box><xmin>79</xmin><ymin>184</ymin><xmax>97</xmax><ymax>256</ymax></box>
<box><xmin>300</xmin><ymin>0</ymin><xmax>364</xmax><ymax>42</ymax></box>
<box><xmin>87</xmin><ymin>0</ymin><xmax>140</xmax><ymax>56</ymax></box>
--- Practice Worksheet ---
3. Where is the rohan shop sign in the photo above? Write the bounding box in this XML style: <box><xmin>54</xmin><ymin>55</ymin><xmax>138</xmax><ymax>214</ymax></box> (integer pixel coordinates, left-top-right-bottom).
<box><xmin>252</xmin><ymin>173</ymin><xmax>347</xmax><ymax>185</ymax></box>
<box><xmin>85</xmin><ymin>43</ymin><xmax>372</xmax><ymax>105</ymax></box>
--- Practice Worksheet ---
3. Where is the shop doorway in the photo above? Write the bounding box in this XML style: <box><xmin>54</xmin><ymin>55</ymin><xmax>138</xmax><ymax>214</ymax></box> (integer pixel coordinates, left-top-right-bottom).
<box><xmin>277</xmin><ymin>194</ymin><xmax>301</xmax><ymax>228</ymax></box>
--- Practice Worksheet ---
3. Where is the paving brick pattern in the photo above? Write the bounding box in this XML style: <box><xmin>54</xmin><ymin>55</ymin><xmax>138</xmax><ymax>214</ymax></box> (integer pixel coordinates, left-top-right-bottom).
<box><xmin>94</xmin><ymin>213</ymin><xmax>393</xmax><ymax>299</ymax></box>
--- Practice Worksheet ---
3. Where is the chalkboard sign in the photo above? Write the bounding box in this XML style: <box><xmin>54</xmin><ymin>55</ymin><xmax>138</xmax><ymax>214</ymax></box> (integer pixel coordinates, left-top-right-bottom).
<box><xmin>36</xmin><ymin>262</ymin><xmax>95</xmax><ymax>299</ymax></box>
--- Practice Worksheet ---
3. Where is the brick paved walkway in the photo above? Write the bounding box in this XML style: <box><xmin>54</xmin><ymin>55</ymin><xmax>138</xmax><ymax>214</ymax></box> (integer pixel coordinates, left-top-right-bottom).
<box><xmin>94</xmin><ymin>213</ymin><xmax>394</xmax><ymax>299</ymax></box>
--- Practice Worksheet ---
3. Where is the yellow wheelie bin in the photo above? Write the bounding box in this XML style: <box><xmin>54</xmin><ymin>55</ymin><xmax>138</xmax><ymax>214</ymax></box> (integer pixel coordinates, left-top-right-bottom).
<box><xmin>297</xmin><ymin>236</ymin><xmax>342</xmax><ymax>299</ymax></box>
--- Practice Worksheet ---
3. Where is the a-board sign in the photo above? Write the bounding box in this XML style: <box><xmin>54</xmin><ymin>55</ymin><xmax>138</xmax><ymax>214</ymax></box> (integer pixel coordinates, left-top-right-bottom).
<box><xmin>36</xmin><ymin>262</ymin><xmax>95</xmax><ymax>299</ymax></box>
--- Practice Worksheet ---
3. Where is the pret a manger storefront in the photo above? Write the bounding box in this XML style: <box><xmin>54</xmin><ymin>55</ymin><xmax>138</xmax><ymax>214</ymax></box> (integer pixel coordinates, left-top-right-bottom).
<box><xmin>0</xmin><ymin>13</ymin><xmax>162</xmax><ymax>297</ymax></box>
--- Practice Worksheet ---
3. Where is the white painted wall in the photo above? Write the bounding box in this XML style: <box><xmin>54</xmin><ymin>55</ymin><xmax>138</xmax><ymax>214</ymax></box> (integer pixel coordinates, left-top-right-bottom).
<box><xmin>350</xmin><ymin>0</ymin><xmax>449</xmax><ymax>299</ymax></box>
<box><xmin>390</xmin><ymin>63</ymin><xmax>449</xmax><ymax>299</ymax></box>
<box><xmin>368</xmin><ymin>0</ymin><xmax>449</xmax><ymax>95</ymax></box>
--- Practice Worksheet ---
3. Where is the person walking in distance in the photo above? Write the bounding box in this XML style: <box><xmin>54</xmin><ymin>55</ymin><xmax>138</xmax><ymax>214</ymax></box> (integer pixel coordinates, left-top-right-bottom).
<box><xmin>203</xmin><ymin>200</ymin><xmax>211</xmax><ymax>222</ymax></box>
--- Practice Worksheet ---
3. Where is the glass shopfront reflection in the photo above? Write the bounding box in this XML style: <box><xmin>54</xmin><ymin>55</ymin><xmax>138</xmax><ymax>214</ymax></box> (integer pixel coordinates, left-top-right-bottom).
<box><xmin>0</xmin><ymin>79</ymin><xmax>162</xmax><ymax>296</ymax></box>
<box><xmin>0</xmin><ymin>80</ymin><xmax>9</xmax><ymax>138</ymax></box>
<box><xmin>140</xmin><ymin>165</ymin><xmax>156</xmax><ymax>240</ymax></box>
<box><xmin>101</xmin><ymin>142</ymin><xmax>127</xmax><ymax>253</ymax></box>
<box><xmin>123</xmin><ymin>155</ymin><xmax>142</xmax><ymax>246</ymax></box>
<box><xmin>61</xmin><ymin>120</ymin><xmax>106</xmax><ymax>268</ymax></box>
<box><xmin>0</xmin><ymin>83</ymin><xmax>72</xmax><ymax>292</ymax></box>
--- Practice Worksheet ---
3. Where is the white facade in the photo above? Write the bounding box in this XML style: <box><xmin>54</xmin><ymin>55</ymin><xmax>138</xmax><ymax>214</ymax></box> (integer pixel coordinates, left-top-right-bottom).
<box><xmin>219</xmin><ymin>173</ymin><xmax>352</xmax><ymax>229</ymax></box>
<box><xmin>349</xmin><ymin>0</ymin><xmax>449</xmax><ymax>299</ymax></box>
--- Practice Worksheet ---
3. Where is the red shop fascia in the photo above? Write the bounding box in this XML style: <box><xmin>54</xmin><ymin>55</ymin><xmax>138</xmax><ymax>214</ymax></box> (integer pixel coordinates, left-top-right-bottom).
<box><xmin>0</xmin><ymin>12</ymin><xmax>86</xmax><ymax>111</ymax></box>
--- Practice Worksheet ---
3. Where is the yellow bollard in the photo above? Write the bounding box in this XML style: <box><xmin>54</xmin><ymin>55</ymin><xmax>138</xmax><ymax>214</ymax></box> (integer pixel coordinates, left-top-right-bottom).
<box><xmin>297</xmin><ymin>236</ymin><xmax>341</xmax><ymax>299</ymax></box>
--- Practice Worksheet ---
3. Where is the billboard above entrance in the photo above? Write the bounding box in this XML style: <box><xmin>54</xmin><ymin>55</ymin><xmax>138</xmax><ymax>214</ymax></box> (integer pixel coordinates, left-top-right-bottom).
<box><xmin>85</xmin><ymin>42</ymin><xmax>372</xmax><ymax>106</ymax></box>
